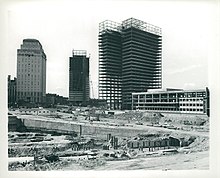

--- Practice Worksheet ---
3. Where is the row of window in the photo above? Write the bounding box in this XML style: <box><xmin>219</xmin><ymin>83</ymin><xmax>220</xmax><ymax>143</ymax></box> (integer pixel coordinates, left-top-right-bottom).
<box><xmin>134</xmin><ymin>92</ymin><xmax>206</xmax><ymax>99</ymax></box>
<box><xmin>99</xmin><ymin>94</ymin><xmax>121</xmax><ymax>96</ymax></box>
<box><xmin>18</xmin><ymin>89</ymin><xmax>41</xmax><ymax>92</ymax></box>
<box><xmin>17</xmin><ymin>92</ymin><xmax>42</xmax><ymax>96</ymax></box>
<box><xmin>180</xmin><ymin>108</ymin><xmax>203</xmax><ymax>112</ymax></box>
<box><xmin>18</xmin><ymin>80</ymin><xmax>40</xmax><ymax>84</ymax></box>
<box><xmin>17</xmin><ymin>86</ymin><xmax>40</xmax><ymax>90</ymax></box>
<box><xmin>18</xmin><ymin>53</ymin><xmax>35</xmax><ymax>56</ymax></box>
<box><xmin>18</xmin><ymin>68</ymin><xmax>40</xmax><ymax>73</ymax></box>
<box><xmin>18</xmin><ymin>58</ymin><xmax>41</xmax><ymax>63</ymax></box>
<box><xmin>133</xmin><ymin>98</ymin><xmax>204</xmax><ymax>102</ymax></box>
<box><xmin>103</xmin><ymin>99</ymin><xmax>121</xmax><ymax>102</ymax></box>
<box><xmin>99</xmin><ymin>89</ymin><xmax>121</xmax><ymax>92</ymax></box>
<box><xmin>18</xmin><ymin>74</ymin><xmax>41</xmax><ymax>78</ymax></box>
<box><xmin>99</xmin><ymin>87</ymin><xmax>122</xmax><ymax>90</ymax></box>
<box><xmin>18</xmin><ymin>96</ymin><xmax>41</xmax><ymax>103</ymax></box>
<box><xmin>22</xmin><ymin>110</ymin><xmax>51</xmax><ymax>114</ymax></box>
<box><xmin>179</xmin><ymin>98</ymin><xmax>203</xmax><ymax>102</ymax></box>
<box><xmin>133</xmin><ymin>103</ymin><xmax>203</xmax><ymax>107</ymax></box>
<box><xmin>105</xmin><ymin>99</ymin><xmax>121</xmax><ymax>102</ymax></box>
<box><xmin>136</xmin><ymin>107</ymin><xmax>203</xmax><ymax>112</ymax></box>
<box><xmin>136</xmin><ymin>99</ymin><xmax>177</xmax><ymax>103</ymax></box>
<box><xmin>18</xmin><ymin>63</ymin><xmax>40</xmax><ymax>66</ymax></box>
<box><xmin>180</xmin><ymin>103</ymin><xmax>203</xmax><ymax>107</ymax></box>
<box><xmin>100</xmin><ymin>93</ymin><xmax>121</xmax><ymax>95</ymax></box>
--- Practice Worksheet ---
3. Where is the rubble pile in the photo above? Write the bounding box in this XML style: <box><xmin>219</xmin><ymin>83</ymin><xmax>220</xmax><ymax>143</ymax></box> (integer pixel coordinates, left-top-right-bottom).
<box><xmin>187</xmin><ymin>136</ymin><xmax>209</xmax><ymax>152</ymax></box>
<box><xmin>8</xmin><ymin>143</ymin><xmax>71</xmax><ymax>157</ymax></box>
<box><xmin>8</xmin><ymin>158</ymin><xmax>72</xmax><ymax>171</ymax></box>
<box><xmin>114</xmin><ymin>111</ymin><xmax>143</xmax><ymax>120</ymax></box>
<box><xmin>8</xmin><ymin>109</ymin><xmax>209</xmax><ymax>170</ymax></box>
<box><xmin>78</xmin><ymin>158</ymin><xmax>106</xmax><ymax>169</ymax></box>
<box><xmin>113</xmin><ymin>111</ymin><xmax>165</xmax><ymax>125</ymax></box>
<box><xmin>160</xmin><ymin>113</ymin><xmax>208</xmax><ymax>126</ymax></box>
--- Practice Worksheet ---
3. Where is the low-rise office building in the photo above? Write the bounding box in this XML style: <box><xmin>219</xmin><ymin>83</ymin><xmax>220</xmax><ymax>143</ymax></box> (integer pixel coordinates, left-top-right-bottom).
<box><xmin>132</xmin><ymin>88</ymin><xmax>210</xmax><ymax>116</ymax></box>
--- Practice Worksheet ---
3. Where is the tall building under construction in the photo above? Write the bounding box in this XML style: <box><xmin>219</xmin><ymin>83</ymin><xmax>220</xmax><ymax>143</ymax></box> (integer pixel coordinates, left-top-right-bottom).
<box><xmin>98</xmin><ymin>18</ymin><xmax>162</xmax><ymax>110</ymax></box>
<box><xmin>69</xmin><ymin>50</ymin><xmax>90</xmax><ymax>106</ymax></box>
<box><xmin>99</xmin><ymin>20</ymin><xmax>122</xmax><ymax>110</ymax></box>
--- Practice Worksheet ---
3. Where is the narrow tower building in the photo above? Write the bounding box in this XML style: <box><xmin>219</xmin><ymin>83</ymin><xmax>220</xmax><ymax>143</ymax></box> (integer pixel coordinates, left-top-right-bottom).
<box><xmin>69</xmin><ymin>50</ymin><xmax>90</xmax><ymax>106</ymax></box>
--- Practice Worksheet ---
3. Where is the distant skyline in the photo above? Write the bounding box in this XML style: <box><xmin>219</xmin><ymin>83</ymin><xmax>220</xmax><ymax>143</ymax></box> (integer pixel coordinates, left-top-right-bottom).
<box><xmin>6</xmin><ymin>0</ymin><xmax>216</xmax><ymax>98</ymax></box>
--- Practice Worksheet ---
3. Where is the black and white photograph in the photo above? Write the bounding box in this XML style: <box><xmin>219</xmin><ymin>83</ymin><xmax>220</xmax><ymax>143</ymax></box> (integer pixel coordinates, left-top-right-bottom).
<box><xmin>0</xmin><ymin>0</ymin><xmax>219</xmax><ymax>177</ymax></box>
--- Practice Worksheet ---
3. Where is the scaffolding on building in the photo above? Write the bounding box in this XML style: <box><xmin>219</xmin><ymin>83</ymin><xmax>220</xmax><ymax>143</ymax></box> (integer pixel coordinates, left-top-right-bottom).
<box><xmin>98</xmin><ymin>17</ymin><xmax>162</xmax><ymax>110</ymax></box>
<box><xmin>122</xmin><ymin>17</ymin><xmax>162</xmax><ymax>36</ymax></box>
<box><xmin>99</xmin><ymin>20</ymin><xmax>121</xmax><ymax>34</ymax></box>
<box><xmin>72</xmin><ymin>50</ymin><xmax>87</xmax><ymax>57</ymax></box>
<box><xmin>98</xmin><ymin>20</ymin><xmax>122</xmax><ymax>110</ymax></box>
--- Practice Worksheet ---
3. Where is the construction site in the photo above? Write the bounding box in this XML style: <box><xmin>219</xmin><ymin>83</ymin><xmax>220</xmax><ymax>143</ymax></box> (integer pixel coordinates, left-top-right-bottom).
<box><xmin>8</xmin><ymin>107</ymin><xmax>209</xmax><ymax>171</ymax></box>
<box><xmin>98</xmin><ymin>18</ymin><xmax>162</xmax><ymax>110</ymax></box>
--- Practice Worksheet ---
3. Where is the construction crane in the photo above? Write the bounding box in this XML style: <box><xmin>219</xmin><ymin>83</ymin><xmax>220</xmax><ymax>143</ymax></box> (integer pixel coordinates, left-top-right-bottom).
<box><xmin>89</xmin><ymin>76</ymin><xmax>94</xmax><ymax>99</ymax></box>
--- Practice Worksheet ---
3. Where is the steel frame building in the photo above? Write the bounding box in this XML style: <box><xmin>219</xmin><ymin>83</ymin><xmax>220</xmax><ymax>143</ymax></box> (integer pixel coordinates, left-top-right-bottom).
<box><xmin>98</xmin><ymin>18</ymin><xmax>162</xmax><ymax>110</ymax></box>
<box><xmin>69</xmin><ymin>50</ymin><xmax>90</xmax><ymax>106</ymax></box>
<box><xmin>98</xmin><ymin>20</ymin><xmax>122</xmax><ymax>109</ymax></box>
<box><xmin>121</xmin><ymin>18</ymin><xmax>162</xmax><ymax>109</ymax></box>
<box><xmin>132</xmin><ymin>88</ymin><xmax>210</xmax><ymax>116</ymax></box>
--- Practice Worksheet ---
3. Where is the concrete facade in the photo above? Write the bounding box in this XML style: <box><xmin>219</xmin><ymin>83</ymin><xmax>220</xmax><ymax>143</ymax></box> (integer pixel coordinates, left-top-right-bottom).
<box><xmin>132</xmin><ymin>88</ymin><xmax>210</xmax><ymax>116</ymax></box>
<box><xmin>16</xmin><ymin>39</ymin><xmax>46</xmax><ymax>104</ymax></box>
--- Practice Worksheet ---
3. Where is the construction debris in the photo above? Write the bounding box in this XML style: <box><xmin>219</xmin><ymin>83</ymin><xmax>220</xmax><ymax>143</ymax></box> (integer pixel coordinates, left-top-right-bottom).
<box><xmin>8</xmin><ymin>109</ymin><xmax>209</xmax><ymax>170</ymax></box>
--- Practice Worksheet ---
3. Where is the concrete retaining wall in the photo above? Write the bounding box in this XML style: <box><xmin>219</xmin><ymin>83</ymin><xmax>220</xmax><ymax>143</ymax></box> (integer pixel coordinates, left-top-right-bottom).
<box><xmin>21</xmin><ymin>118</ymin><xmax>148</xmax><ymax>139</ymax></box>
<box><xmin>22</xmin><ymin>119</ymin><xmax>80</xmax><ymax>135</ymax></box>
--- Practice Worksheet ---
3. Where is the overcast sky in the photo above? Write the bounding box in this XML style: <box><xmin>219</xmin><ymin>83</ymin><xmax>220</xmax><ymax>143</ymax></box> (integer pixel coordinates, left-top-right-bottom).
<box><xmin>6</xmin><ymin>0</ymin><xmax>217</xmax><ymax>98</ymax></box>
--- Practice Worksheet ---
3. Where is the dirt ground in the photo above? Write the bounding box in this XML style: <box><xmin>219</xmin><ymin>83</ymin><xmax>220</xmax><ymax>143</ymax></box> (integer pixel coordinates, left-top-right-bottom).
<box><xmin>8</xmin><ymin>110</ymin><xmax>209</xmax><ymax>171</ymax></box>
<box><xmin>94</xmin><ymin>151</ymin><xmax>209</xmax><ymax>170</ymax></box>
